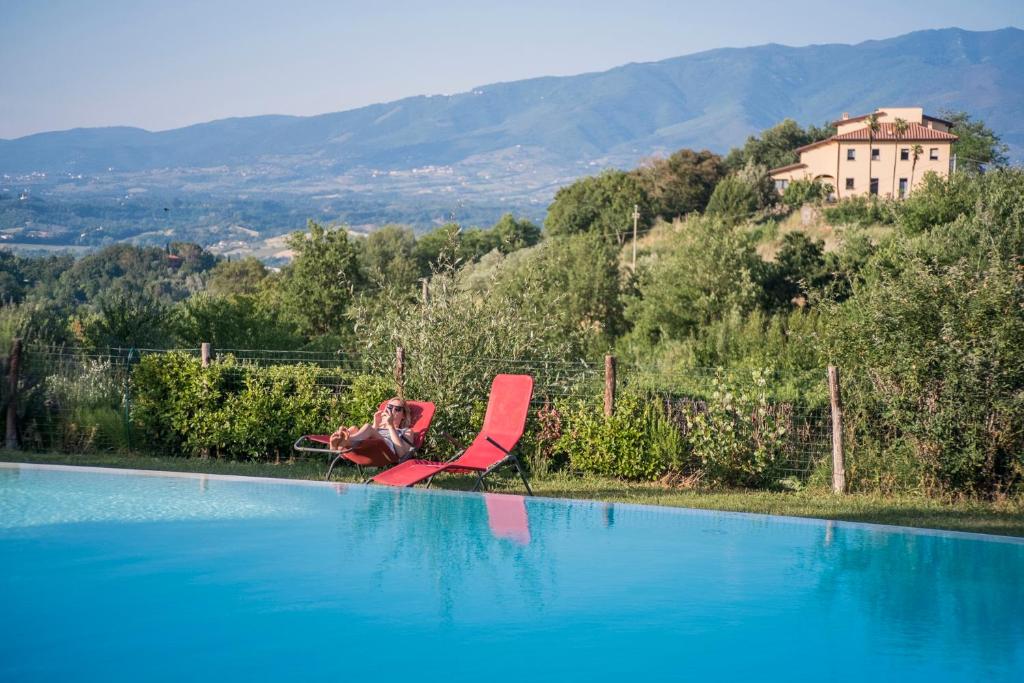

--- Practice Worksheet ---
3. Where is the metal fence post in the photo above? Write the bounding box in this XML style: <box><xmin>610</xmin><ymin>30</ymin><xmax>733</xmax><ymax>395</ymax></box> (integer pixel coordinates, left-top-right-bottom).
<box><xmin>604</xmin><ymin>354</ymin><xmax>616</xmax><ymax>417</ymax></box>
<box><xmin>828</xmin><ymin>365</ymin><xmax>846</xmax><ymax>494</ymax></box>
<box><xmin>5</xmin><ymin>338</ymin><xmax>22</xmax><ymax>450</ymax></box>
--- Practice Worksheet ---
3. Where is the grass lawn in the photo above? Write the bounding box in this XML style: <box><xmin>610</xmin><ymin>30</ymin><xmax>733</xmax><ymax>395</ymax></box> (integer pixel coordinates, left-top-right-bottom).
<box><xmin>4</xmin><ymin>450</ymin><xmax>1023</xmax><ymax>538</ymax></box>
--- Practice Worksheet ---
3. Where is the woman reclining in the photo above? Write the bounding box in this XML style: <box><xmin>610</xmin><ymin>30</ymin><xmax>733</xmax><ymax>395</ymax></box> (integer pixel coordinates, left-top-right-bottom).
<box><xmin>328</xmin><ymin>397</ymin><xmax>414</xmax><ymax>463</ymax></box>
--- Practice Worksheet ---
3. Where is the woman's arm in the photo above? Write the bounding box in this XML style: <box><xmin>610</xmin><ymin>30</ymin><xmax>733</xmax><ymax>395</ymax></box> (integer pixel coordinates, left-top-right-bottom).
<box><xmin>386</xmin><ymin>424</ymin><xmax>413</xmax><ymax>459</ymax></box>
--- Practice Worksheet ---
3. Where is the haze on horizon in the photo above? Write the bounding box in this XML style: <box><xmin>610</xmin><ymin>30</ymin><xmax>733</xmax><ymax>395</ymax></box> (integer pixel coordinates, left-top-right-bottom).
<box><xmin>2</xmin><ymin>0</ymin><xmax>1023</xmax><ymax>140</ymax></box>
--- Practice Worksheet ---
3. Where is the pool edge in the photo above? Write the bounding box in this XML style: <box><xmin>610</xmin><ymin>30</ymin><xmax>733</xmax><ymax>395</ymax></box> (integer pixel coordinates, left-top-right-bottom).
<box><xmin>3</xmin><ymin>461</ymin><xmax>1022</xmax><ymax>545</ymax></box>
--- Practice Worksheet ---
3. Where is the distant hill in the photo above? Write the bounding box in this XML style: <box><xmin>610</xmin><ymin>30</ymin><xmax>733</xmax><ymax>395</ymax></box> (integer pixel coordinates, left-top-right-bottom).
<box><xmin>2</xmin><ymin>26</ymin><xmax>1022</xmax><ymax>251</ymax></box>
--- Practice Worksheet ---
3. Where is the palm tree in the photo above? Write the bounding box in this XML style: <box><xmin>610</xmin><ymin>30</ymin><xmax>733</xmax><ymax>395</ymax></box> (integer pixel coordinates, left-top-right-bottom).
<box><xmin>865</xmin><ymin>112</ymin><xmax>881</xmax><ymax>198</ymax></box>
<box><xmin>891</xmin><ymin>117</ymin><xmax>909</xmax><ymax>198</ymax></box>
<box><xmin>910</xmin><ymin>144</ymin><xmax>923</xmax><ymax>191</ymax></box>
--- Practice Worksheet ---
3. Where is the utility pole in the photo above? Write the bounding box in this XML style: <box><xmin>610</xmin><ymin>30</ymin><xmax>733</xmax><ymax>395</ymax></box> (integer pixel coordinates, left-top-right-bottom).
<box><xmin>631</xmin><ymin>204</ymin><xmax>639</xmax><ymax>271</ymax></box>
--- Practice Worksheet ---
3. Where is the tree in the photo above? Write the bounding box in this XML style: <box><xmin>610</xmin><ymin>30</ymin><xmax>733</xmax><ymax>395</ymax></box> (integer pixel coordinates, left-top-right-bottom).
<box><xmin>278</xmin><ymin>220</ymin><xmax>364</xmax><ymax>339</ymax></box>
<box><xmin>545</xmin><ymin>170</ymin><xmax>651</xmax><ymax>243</ymax></box>
<box><xmin>360</xmin><ymin>224</ymin><xmax>421</xmax><ymax>291</ymax></box>
<box><xmin>891</xmin><ymin>117</ymin><xmax>909</xmax><ymax>197</ymax></box>
<box><xmin>206</xmin><ymin>257</ymin><xmax>269</xmax><ymax>297</ymax></box>
<box><xmin>761</xmin><ymin>232</ymin><xmax>828</xmax><ymax>310</ymax></box>
<box><xmin>910</xmin><ymin>144</ymin><xmax>923</xmax><ymax>189</ymax></box>
<box><xmin>635</xmin><ymin>149</ymin><xmax>725</xmax><ymax>220</ymax></box>
<box><xmin>624</xmin><ymin>216</ymin><xmax>764</xmax><ymax>346</ymax></box>
<box><xmin>940</xmin><ymin>110</ymin><xmax>1009</xmax><ymax>173</ymax></box>
<box><xmin>724</xmin><ymin>119</ymin><xmax>835</xmax><ymax>172</ymax></box>
<box><xmin>705</xmin><ymin>163</ymin><xmax>776</xmax><ymax>221</ymax></box>
<box><xmin>413</xmin><ymin>223</ymin><xmax>462</xmax><ymax>274</ymax></box>
<box><xmin>865</xmin><ymin>112</ymin><xmax>880</xmax><ymax>197</ymax></box>
<box><xmin>480</xmin><ymin>232</ymin><xmax>626</xmax><ymax>351</ymax></box>
<box><xmin>489</xmin><ymin>214</ymin><xmax>541</xmax><ymax>254</ymax></box>
<box><xmin>174</xmin><ymin>293</ymin><xmax>302</xmax><ymax>349</ymax></box>
<box><xmin>73</xmin><ymin>289</ymin><xmax>172</xmax><ymax>349</ymax></box>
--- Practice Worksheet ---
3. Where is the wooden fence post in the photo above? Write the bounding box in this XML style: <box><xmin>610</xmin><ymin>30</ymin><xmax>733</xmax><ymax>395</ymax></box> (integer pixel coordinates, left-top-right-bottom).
<box><xmin>828</xmin><ymin>365</ymin><xmax>846</xmax><ymax>494</ymax></box>
<box><xmin>604</xmin><ymin>354</ymin><xmax>616</xmax><ymax>417</ymax></box>
<box><xmin>395</xmin><ymin>346</ymin><xmax>406</xmax><ymax>399</ymax></box>
<box><xmin>200</xmin><ymin>342</ymin><xmax>212</xmax><ymax>368</ymax></box>
<box><xmin>5</xmin><ymin>338</ymin><xmax>22</xmax><ymax>450</ymax></box>
<box><xmin>421</xmin><ymin>279</ymin><xmax>430</xmax><ymax>305</ymax></box>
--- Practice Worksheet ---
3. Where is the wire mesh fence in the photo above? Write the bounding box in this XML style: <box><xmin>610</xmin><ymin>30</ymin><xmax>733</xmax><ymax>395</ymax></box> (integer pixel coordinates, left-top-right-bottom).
<box><xmin>4</xmin><ymin>342</ymin><xmax>835</xmax><ymax>485</ymax></box>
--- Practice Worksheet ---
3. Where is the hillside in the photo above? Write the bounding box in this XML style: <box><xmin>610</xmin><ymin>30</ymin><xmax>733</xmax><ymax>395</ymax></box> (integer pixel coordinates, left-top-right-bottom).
<box><xmin>1</xmin><ymin>26</ymin><xmax>1022</xmax><ymax>251</ymax></box>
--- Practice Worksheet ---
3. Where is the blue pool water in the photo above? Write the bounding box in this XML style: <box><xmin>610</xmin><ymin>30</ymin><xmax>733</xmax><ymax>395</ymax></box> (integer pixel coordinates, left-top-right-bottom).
<box><xmin>1</xmin><ymin>464</ymin><xmax>1022</xmax><ymax>682</ymax></box>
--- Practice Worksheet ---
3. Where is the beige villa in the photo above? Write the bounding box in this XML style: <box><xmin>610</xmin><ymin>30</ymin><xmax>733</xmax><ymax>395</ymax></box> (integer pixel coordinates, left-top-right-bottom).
<box><xmin>769</xmin><ymin>107</ymin><xmax>958</xmax><ymax>199</ymax></box>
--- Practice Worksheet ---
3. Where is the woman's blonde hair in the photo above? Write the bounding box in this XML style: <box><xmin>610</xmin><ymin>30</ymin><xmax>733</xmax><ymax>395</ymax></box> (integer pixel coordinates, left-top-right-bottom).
<box><xmin>387</xmin><ymin>396</ymin><xmax>411</xmax><ymax>429</ymax></box>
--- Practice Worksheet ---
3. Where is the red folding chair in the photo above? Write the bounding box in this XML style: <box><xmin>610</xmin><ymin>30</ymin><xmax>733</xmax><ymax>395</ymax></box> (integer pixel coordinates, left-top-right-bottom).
<box><xmin>293</xmin><ymin>400</ymin><xmax>436</xmax><ymax>480</ymax></box>
<box><xmin>371</xmin><ymin>375</ymin><xmax>534</xmax><ymax>494</ymax></box>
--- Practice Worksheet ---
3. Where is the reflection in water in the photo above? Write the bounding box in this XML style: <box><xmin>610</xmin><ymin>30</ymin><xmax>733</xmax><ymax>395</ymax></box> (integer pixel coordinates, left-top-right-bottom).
<box><xmin>603</xmin><ymin>502</ymin><xmax>615</xmax><ymax>528</ymax></box>
<box><xmin>484</xmin><ymin>494</ymin><xmax>531</xmax><ymax>545</ymax></box>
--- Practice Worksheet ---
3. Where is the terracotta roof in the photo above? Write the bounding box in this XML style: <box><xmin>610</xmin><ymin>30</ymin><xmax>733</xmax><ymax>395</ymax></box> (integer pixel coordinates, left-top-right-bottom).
<box><xmin>769</xmin><ymin>162</ymin><xmax>807</xmax><ymax>174</ymax></box>
<box><xmin>832</xmin><ymin>122</ymin><xmax>958</xmax><ymax>142</ymax></box>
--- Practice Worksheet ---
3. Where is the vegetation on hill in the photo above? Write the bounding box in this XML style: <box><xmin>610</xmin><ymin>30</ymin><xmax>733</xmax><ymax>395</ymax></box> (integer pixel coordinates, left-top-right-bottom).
<box><xmin>2</xmin><ymin>113</ymin><xmax>1020</xmax><ymax>502</ymax></box>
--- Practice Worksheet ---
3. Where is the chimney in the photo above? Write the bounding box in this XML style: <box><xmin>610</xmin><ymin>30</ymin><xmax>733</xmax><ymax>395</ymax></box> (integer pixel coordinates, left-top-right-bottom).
<box><xmin>841</xmin><ymin>112</ymin><xmax>850</xmax><ymax>120</ymax></box>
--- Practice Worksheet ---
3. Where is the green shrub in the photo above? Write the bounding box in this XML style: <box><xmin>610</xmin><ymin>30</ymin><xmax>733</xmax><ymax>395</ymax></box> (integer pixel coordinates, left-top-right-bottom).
<box><xmin>823</xmin><ymin>195</ymin><xmax>898</xmax><ymax>227</ymax></box>
<box><xmin>825</xmin><ymin>256</ymin><xmax>1024</xmax><ymax>495</ymax></box>
<box><xmin>131</xmin><ymin>352</ymin><xmax>342</xmax><ymax>460</ymax></box>
<box><xmin>705</xmin><ymin>163</ymin><xmax>776</xmax><ymax>222</ymax></box>
<box><xmin>335</xmin><ymin>374</ymin><xmax>394</xmax><ymax>427</ymax></box>
<box><xmin>351</xmin><ymin>270</ymin><xmax>578</xmax><ymax>451</ymax></box>
<box><xmin>684</xmin><ymin>369</ymin><xmax>788</xmax><ymax>487</ymax></box>
<box><xmin>555</xmin><ymin>390</ymin><xmax>684</xmax><ymax>481</ymax></box>
<box><xmin>782</xmin><ymin>178</ymin><xmax>830</xmax><ymax>208</ymax></box>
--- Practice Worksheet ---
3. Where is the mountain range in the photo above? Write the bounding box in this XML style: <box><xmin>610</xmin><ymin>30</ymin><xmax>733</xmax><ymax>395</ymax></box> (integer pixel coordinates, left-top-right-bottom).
<box><xmin>2</xmin><ymin>26</ymin><xmax>1022</xmax><ymax>255</ymax></box>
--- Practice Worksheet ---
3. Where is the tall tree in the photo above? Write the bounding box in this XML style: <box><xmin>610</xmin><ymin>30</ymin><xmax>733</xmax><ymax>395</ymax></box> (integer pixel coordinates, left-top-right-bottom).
<box><xmin>635</xmin><ymin>149</ymin><xmax>725</xmax><ymax>220</ymax></box>
<box><xmin>545</xmin><ymin>170</ymin><xmax>651</xmax><ymax>244</ymax></box>
<box><xmin>865</xmin><ymin>113</ymin><xmax>881</xmax><ymax>196</ymax></box>
<box><xmin>940</xmin><ymin>110</ymin><xmax>1009</xmax><ymax>173</ymax></box>
<box><xmin>279</xmin><ymin>220</ymin><xmax>364</xmax><ymax>339</ymax></box>
<box><xmin>724</xmin><ymin>119</ymin><xmax>835</xmax><ymax>172</ymax></box>
<box><xmin>891</xmin><ymin>117</ymin><xmax>909</xmax><ymax>197</ymax></box>
<box><xmin>910</xmin><ymin>144</ymin><xmax>923</xmax><ymax>189</ymax></box>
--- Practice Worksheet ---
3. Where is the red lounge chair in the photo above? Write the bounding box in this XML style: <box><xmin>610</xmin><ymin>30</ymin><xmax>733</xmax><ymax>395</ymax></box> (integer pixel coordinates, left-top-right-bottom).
<box><xmin>371</xmin><ymin>374</ymin><xmax>534</xmax><ymax>494</ymax></box>
<box><xmin>293</xmin><ymin>400</ymin><xmax>436</xmax><ymax>480</ymax></box>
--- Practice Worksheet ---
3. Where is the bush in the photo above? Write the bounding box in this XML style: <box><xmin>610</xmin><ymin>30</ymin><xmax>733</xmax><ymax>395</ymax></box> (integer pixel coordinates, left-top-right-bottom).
<box><xmin>131</xmin><ymin>352</ymin><xmax>342</xmax><ymax>460</ymax></box>
<box><xmin>825</xmin><ymin>256</ymin><xmax>1024</xmax><ymax>495</ymax></box>
<box><xmin>351</xmin><ymin>270</ymin><xmax>578</xmax><ymax>450</ymax></box>
<box><xmin>705</xmin><ymin>163</ymin><xmax>776</xmax><ymax>221</ymax></box>
<box><xmin>782</xmin><ymin>178</ymin><xmax>830</xmax><ymax>208</ymax></box>
<box><xmin>823</xmin><ymin>195</ymin><xmax>897</xmax><ymax>227</ymax></box>
<box><xmin>623</xmin><ymin>216</ymin><xmax>764</xmax><ymax>347</ymax></box>
<box><xmin>684</xmin><ymin>369</ymin><xmax>789</xmax><ymax>487</ymax></box>
<box><xmin>555</xmin><ymin>390</ymin><xmax>684</xmax><ymax>480</ymax></box>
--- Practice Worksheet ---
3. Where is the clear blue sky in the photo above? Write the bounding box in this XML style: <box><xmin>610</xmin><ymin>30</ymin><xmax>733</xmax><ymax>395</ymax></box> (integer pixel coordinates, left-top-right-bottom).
<box><xmin>2</xmin><ymin>0</ymin><xmax>1022</xmax><ymax>139</ymax></box>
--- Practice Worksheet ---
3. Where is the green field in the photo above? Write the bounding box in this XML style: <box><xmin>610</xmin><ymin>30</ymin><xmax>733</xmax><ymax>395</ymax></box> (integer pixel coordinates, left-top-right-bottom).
<box><xmin>5</xmin><ymin>451</ymin><xmax>1022</xmax><ymax>538</ymax></box>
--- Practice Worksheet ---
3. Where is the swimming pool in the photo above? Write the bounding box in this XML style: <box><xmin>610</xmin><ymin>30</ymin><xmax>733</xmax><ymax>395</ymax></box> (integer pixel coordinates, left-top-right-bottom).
<box><xmin>1</xmin><ymin>464</ymin><xmax>1022</xmax><ymax>682</ymax></box>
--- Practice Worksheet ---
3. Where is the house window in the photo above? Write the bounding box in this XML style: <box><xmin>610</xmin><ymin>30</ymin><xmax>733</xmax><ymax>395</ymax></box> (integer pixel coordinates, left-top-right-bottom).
<box><xmin>847</xmin><ymin>149</ymin><xmax>856</xmax><ymax>161</ymax></box>
<box><xmin>900</xmin><ymin>148</ymin><xmax>909</xmax><ymax>161</ymax></box>
<box><xmin>774</xmin><ymin>179</ymin><xmax>789</xmax><ymax>192</ymax></box>
<box><xmin>869</xmin><ymin>178</ymin><xmax>879</xmax><ymax>196</ymax></box>
<box><xmin>930</xmin><ymin>148</ymin><xmax>939</xmax><ymax>160</ymax></box>
<box><xmin>845</xmin><ymin>178</ymin><xmax>855</xmax><ymax>190</ymax></box>
<box><xmin>899</xmin><ymin>178</ymin><xmax>908</xmax><ymax>198</ymax></box>
<box><xmin>871</xmin><ymin>148</ymin><xmax>880</xmax><ymax>161</ymax></box>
